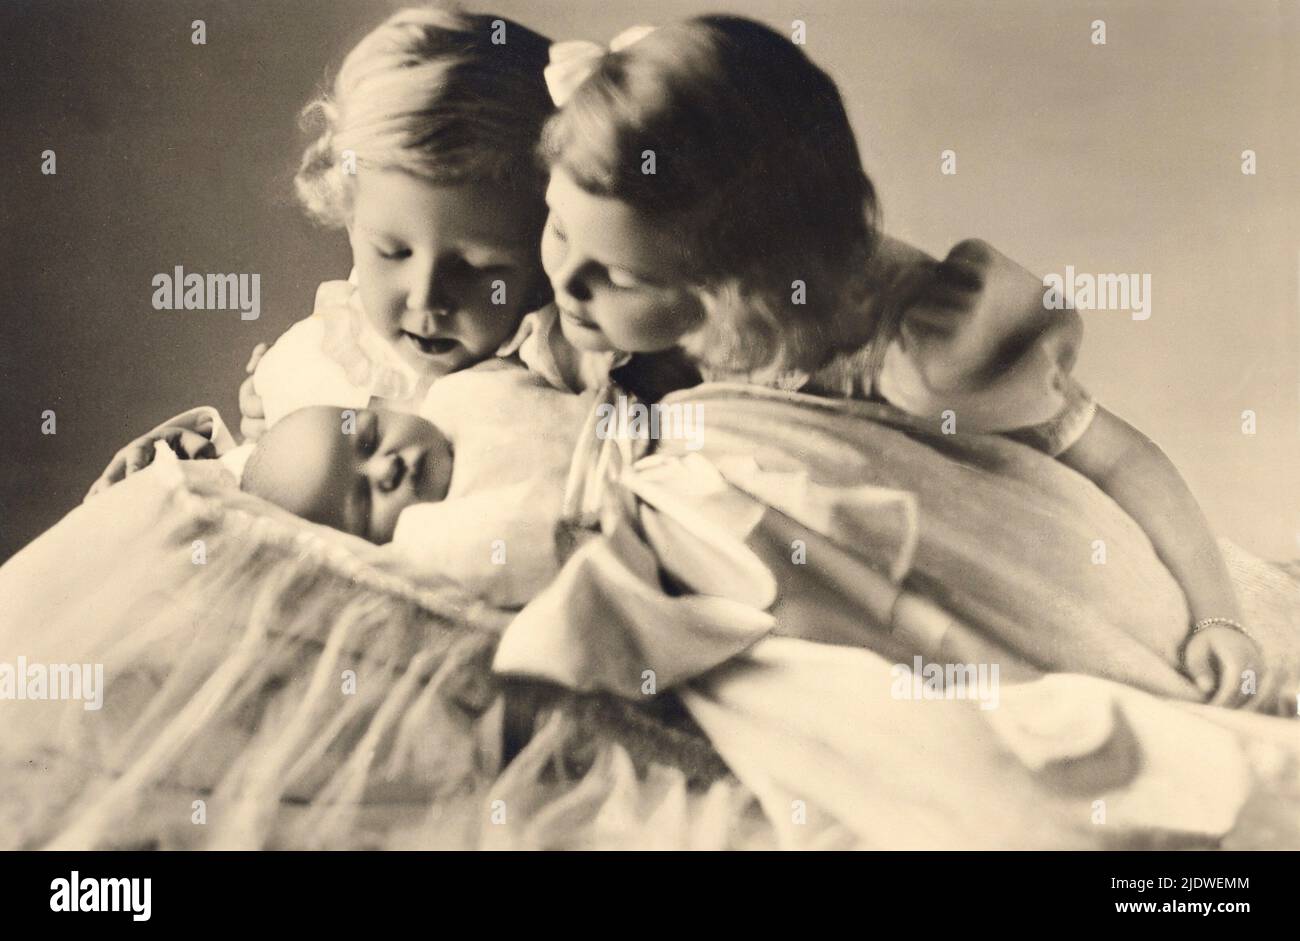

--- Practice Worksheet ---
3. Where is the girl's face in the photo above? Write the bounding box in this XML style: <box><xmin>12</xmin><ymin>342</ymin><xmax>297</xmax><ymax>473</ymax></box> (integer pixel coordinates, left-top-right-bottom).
<box><xmin>348</xmin><ymin>169</ymin><xmax>547</xmax><ymax>381</ymax></box>
<box><xmin>540</xmin><ymin>168</ymin><xmax>705</xmax><ymax>355</ymax></box>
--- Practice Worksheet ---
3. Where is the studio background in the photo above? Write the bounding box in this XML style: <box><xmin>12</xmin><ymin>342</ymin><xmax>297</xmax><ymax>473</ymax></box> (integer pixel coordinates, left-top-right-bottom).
<box><xmin>2</xmin><ymin>0</ymin><xmax>1296</xmax><ymax>562</ymax></box>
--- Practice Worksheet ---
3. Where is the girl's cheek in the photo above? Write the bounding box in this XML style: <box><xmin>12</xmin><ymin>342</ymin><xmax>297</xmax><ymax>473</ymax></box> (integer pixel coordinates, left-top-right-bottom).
<box><xmin>539</xmin><ymin>225</ymin><xmax>555</xmax><ymax>265</ymax></box>
<box><xmin>608</xmin><ymin>297</ymin><xmax>674</xmax><ymax>351</ymax></box>
<box><xmin>633</xmin><ymin>296</ymin><xmax>704</xmax><ymax>351</ymax></box>
<box><xmin>538</xmin><ymin>229</ymin><xmax>559</xmax><ymax>283</ymax></box>
<box><xmin>356</xmin><ymin>276</ymin><xmax>401</xmax><ymax>336</ymax></box>
<box><xmin>349</xmin><ymin>237</ymin><xmax>376</xmax><ymax>286</ymax></box>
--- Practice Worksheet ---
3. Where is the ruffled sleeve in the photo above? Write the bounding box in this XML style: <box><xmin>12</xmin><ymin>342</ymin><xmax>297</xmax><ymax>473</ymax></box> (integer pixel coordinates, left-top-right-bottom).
<box><xmin>871</xmin><ymin>239</ymin><xmax>1095</xmax><ymax>454</ymax></box>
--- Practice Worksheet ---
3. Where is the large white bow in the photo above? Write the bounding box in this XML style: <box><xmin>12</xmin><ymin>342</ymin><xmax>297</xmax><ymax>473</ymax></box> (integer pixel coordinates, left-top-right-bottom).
<box><xmin>543</xmin><ymin>25</ymin><xmax>657</xmax><ymax>107</ymax></box>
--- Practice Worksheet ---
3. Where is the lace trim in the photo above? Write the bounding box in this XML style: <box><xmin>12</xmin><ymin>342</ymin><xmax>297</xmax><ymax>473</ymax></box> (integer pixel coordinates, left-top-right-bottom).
<box><xmin>314</xmin><ymin>276</ymin><xmax>421</xmax><ymax>402</ymax></box>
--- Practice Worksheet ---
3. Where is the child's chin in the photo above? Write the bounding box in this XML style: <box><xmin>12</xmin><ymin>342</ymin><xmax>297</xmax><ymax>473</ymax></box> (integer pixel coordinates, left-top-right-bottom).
<box><xmin>559</xmin><ymin>321</ymin><xmax>613</xmax><ymax>353</ymax></box>
<box><xmin>399</xmin><ymin>349</ymin><xmax>465</xmax><ymax>380</ymax></box>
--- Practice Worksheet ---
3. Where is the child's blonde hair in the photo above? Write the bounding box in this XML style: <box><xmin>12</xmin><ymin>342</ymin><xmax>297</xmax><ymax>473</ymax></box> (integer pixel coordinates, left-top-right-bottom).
<box><xmin>541</xmin><ymin>15</ymin><xmax>878</xmax><ymax>377</ymax></box>
<box><xmin>296</xmin><ymin>5</ymin><xmax>553</xmax><ymax>228</ymax></box>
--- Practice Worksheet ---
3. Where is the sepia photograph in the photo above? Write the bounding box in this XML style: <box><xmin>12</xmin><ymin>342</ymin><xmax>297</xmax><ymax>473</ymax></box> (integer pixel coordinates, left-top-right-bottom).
<box><xmin>1</xmin><ymin>0</ymin><xmax>1297</xmax><ymax>915</ymax></box>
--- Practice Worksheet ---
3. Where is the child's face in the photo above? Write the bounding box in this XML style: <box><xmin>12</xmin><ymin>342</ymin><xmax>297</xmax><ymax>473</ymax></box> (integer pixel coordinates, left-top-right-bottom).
<box><xmin>246</xmin><ymin>405</ymin><xmax>452</xmax><ymax>544</ymax></box>
<box><xmin>349</xmin><ymin>168</ymin><xmax>547</xmax><ymax>381</ymax></box>
<box><xmin>541</xmin><ymin>168</ymin><xmax>705</xmax><ymax>355</ymax></box>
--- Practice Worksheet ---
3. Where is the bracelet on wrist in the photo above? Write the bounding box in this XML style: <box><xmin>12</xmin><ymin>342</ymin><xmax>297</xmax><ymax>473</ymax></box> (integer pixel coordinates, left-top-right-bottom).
<box><xmin>1190</xmin><ymin>617</ymin><xmax>1253</xmax><ymax>641</ymax></box>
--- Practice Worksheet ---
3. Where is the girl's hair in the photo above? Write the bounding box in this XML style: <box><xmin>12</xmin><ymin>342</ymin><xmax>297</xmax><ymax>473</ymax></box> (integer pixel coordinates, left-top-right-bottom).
<box><xmin>540</xmin><ymin>15</ymin><xmax>879</xmax><ymax>376</ymax></box>
<box><xmin>296</xmin><ymin>5</ymin><xmax>553</xmax><ymax>228</ymax></box>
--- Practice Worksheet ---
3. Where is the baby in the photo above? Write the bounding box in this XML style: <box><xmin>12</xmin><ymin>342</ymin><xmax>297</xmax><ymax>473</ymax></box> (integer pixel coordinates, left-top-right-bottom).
<box><xmin>240</xmin><ymin>405</ymin><xmax>451</xmax><ymax>545</ymax></box>
<box><xmin>241</xmin><ymin>359</ymin><xmax>591</xmax><ymax>606</ymax></box>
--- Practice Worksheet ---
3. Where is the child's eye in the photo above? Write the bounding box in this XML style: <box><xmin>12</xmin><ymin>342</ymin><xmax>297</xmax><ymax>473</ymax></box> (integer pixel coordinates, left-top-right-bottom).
<box><xmin>375</xmin><ymin>244</ymin><xmax>411</xmax><ymax>261</ymax></box>
<box><xmin>462</xmin><ymin>257</ymin><xmax>513</xmax><ymax>277</ymax></box>
<box><xmin>606</xmin><ymin>267</ymin><xmax>645</xmax><ymax>290</ymax></box>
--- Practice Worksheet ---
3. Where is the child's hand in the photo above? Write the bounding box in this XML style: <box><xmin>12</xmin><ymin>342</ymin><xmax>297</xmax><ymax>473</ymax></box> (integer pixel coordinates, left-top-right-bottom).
<box><xmin>239</xmin><ymin>343</ymin><xmax>269</xmax><ymax>442</ymax></box>
<box><xmin>85</xmin><ymin>425</ymin><xmax>217</xmax><ymax>500</ymax></box>
<box><xmin>1183</xmin><ymin>625</ymin><xmax>1265</xmax><ymax>709</ymax></box>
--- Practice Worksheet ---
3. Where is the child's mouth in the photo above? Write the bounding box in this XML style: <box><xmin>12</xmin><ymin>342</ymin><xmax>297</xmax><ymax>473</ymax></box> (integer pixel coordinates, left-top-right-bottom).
<box><xmin>558</xmin><ymin>305</ymin><xmax>598</xmax><ymax>330</ymax></box>
<box><xmin>401</xmin><ymin>331</ymin><xmax>460</xmax><ymax>357</ymax></box>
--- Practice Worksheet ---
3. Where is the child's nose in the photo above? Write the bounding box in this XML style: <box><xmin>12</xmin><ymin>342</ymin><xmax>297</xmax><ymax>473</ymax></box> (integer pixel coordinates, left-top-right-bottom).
<box><xmin>552</xmin><ymin>262</ymin><xmax>592</xmax><ymax>304</ymax></box>
<box><xmin>366</xmin><ymin>453</ymin><xmax>403</xmax><ymax>493</ymax></box>
<box><xmin>407</xmin><ymin>260</ymin><xmax>455</xmax><ymax>315</ymax></box>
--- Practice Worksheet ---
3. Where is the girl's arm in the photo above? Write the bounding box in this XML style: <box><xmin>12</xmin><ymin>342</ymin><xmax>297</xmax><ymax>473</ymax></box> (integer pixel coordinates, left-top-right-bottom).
<box><xmin>1058</xmin><ymin>406</ymin><xmax>1265</xmax><ymax>707</ymax></box>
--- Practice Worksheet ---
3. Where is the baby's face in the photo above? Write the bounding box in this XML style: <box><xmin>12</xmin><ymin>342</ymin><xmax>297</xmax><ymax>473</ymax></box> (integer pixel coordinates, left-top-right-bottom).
<box><xmin>245</xmin><ymin>406</ymin><xmax>452</xmax><ymax>544</ymax></box>
<box><xmin>348</xmin><ymin>168</ymin><xmax>548</xmax><ymax>383</ymax></box>
<box><xmin>540</xmin><ymin>168</ymin><xmax>706</xmax><ymax>356</ymax></box>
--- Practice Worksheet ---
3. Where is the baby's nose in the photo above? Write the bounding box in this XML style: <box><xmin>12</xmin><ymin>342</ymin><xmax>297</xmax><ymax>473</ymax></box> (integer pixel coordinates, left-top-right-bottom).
<box><xmin>367</xmin><ymin>453</ymin><xmax>404</xmax><ymax>493</ymax></box>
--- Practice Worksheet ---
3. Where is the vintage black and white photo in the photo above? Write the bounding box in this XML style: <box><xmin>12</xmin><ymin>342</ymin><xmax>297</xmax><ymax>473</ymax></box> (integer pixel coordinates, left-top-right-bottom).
<box><xmin>1</xmin><ymin>0</ymin><xmax>1297</xmax><ymax>902</ymax></box>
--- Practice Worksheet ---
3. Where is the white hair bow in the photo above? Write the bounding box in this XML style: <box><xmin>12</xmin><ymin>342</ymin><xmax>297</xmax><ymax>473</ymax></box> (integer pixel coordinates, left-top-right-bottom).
<box><xmin>543</xmin><ymin>25</ymin><xmax>657</xmax><ymax>107</ymax></box>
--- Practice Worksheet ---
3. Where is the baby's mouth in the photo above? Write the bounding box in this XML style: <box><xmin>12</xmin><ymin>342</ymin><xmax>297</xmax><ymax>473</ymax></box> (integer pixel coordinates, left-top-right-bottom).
<box><xmin>401</xmin><ymin>330</ymin><xmax>460</xmax><ymax>357</ymax></box>
<box><xmin>382</xmin><ymin>451</ymin><xmax>424</xmax><ymax>495</ymax></box>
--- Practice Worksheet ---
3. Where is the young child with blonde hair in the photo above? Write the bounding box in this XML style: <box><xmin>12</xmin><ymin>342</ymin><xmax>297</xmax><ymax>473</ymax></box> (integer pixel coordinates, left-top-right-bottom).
<box><xmin>90</xmin><ymin>5</ymin><xmax>556</xmax><ymax>487</ymax></box>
